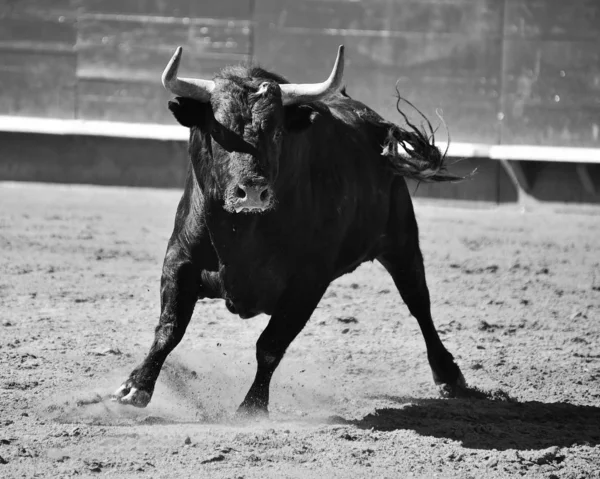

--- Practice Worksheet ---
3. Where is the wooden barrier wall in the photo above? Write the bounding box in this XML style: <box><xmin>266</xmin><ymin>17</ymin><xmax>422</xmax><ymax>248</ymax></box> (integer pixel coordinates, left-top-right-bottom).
<box><xmin>0</xmin><ymin>0</ymin><xmax>253</xmax><ymax>123</ymax></box>
<box><xmin>0</xmin><ymin>1</ymin><xmax>598</xmax><ymax>203</ymax></box>
<box><xmin>1</xmin><ymin>0</ymin><xmax>598</xmax><ymax>148</ymax></box>
<box><xmin>254</xmin><ymin>0</ymin><xmax>600</xmax><ymax>147</ymax></box>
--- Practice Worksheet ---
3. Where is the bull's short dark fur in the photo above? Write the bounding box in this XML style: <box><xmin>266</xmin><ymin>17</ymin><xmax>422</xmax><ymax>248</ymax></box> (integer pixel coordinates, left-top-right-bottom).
<box><xmin>114</xmin><ymin>63</ymin><xmax>466</xmax><ymax>413</ymax></box>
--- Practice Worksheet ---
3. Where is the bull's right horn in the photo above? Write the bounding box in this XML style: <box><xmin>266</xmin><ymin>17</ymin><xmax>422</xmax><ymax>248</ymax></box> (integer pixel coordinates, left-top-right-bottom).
<box><xmin>161</xmin><ymin>47</ymin><xmax>215</xmax><ymax>102</ymax></box>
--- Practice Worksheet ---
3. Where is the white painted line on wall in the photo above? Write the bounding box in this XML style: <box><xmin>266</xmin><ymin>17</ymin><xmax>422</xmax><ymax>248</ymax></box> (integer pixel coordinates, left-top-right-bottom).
<box><xmin>0</xmin><ymin>116</ymin><xmax>188</xmax><ymax>141</ymax></box>
<box><xmin>489</xmin><ymin>145</ymin><xmax>600</xmax><ymax>164</ymax></box>
<box><xmin>1</xmin><ymin>115</ymin><xmax>599</xmax><ymax>163</ymax></box>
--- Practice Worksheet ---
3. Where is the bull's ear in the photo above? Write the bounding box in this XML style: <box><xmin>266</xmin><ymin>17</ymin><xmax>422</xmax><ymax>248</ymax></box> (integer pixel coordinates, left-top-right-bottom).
<box><xmin>167</xmin><ymin>97</ymin><xmax>207</xmax><ymax>128</ymax></box>
<box><xmin>283</xmin><ymin>105</ymin><xmax>318</xmax><ymax>132</ymax></box>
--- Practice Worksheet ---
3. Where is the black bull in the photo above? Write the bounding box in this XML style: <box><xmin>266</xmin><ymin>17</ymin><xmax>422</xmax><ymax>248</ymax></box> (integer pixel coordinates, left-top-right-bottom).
<box><xmin>113</xmin><ymin>46</ymin><xmax>467</xmax><ymax>414</ymax></box>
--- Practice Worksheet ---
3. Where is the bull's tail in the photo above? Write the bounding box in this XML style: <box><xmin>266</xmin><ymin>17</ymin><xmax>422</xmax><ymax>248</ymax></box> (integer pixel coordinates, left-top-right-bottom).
<box><xmin>381</xmin><ymin>91</ymin><xmax>472</xmax><ymax>183</ymax></box>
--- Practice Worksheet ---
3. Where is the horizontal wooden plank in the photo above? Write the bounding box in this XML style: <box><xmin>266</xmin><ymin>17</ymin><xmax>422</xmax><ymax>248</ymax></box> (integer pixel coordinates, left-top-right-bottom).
<box><xmin>0</xmin><ymin>50</ymin><xmax>76</xmax><ymax>118</ymax></box>
<box><xmin>0</xmin><ymin>48</ymin><xmax>77</xmax><ymax>84</ymax></box>
<box><xmin>189</xmin><ymin>22</ymin><xmax>251</xmax><ymax>55</ymax></box>
<box><xmin>505</xmin><ymin>0</ymin><xmax>600</xmax><ymax>40</ymax></box>
<box><xmin>77</xmin><ymin>18</ymin><xmax>187</xmax><ymax>47</ymax></box>
<box><xmin>77</xmin><ymin>43</ymin><xmax>247</xmax><ymax>83</ymax></box>
<box><xmin>77</xmin><ymin>78</ymin><xmax>181</xmax><ymax>123</ymax></box>
<box><xmin>255</xmin><ymin>0</ymin><xmax>503</xmax><ymax>35</ymax></box>
<box><xmin>80</xmin><ymin>0</ymin><xmax>193</xmax><ymax>18</ymax></box>
<box><xmin>0</xmin><ymin>17</ymin><xmax>76</xmax><ymax>51</ymax></box>
<box><xmin>191</xmin><ymin>1</ymin><xmax>253</xmax><ymax>20</ymax></box>
<box><xmin>77</xmin><ymin>17</ymin><xmax>250</xmax><ymax>56</ymax></box>
<box><xmin>81</xmin><ymin>0</ymin><xmax>253</xmax><ymax>19</ymax></box>
<box><xmin>0</xmin><ymin>133</ymin><xmax>190</xmax><ymax>188</ymax></box>
<box><xmin>0</xmin><ymin>0</ymin><xmax>77</xmax><ymax>20</ymax></box>
<box><xmin>516</xmin><ymin>161</ymin><xmax>600</xmax><ymax>202</ymax></box>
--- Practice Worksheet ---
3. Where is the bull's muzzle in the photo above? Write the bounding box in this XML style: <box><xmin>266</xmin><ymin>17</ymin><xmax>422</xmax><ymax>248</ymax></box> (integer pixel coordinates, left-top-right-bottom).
<box><xmin>231</xmin><ymin>183</ymin><xmax>273</xmax><ymax>213</ymax></box>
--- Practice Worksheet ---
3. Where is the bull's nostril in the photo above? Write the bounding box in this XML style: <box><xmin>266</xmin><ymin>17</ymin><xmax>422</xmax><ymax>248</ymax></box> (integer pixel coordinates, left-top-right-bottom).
<box><xmin>259</xmin><ymin>189</ymin><xmax>270</xmax><ymax>202</ymax></box>
<box><xmin>235</xmin><ymin>186</ymin><xmax>246</xmax><ymax>199</ymax></box>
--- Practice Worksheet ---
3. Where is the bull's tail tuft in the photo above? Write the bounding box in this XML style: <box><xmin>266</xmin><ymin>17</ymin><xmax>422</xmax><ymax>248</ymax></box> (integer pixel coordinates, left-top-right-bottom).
<box><xmin>381</xmin><ymin>90</ymin><xmax>474</xmax><ymax>183</ymax></box>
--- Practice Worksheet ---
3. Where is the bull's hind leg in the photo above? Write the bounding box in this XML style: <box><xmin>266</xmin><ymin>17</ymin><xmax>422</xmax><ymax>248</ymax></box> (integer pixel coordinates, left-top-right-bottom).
<box><xmin>377</xmin><ymin>184</ymin><xmax>465</xmax><ymax>397</ymax></box>
<box><xmin>113</xmin><ymin>235</ymin><xmax>219</xmax><ymax>407</ymax></box>
<box><xmin>237</xmin><ymin>276</ymin><xmax>328</xmax><ymax>416</ymax></box>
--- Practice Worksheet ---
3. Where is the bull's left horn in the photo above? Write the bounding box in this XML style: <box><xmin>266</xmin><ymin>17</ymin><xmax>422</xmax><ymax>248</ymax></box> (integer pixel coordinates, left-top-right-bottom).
<box><xmin>162</xmin><ymin>46</ymin><xmax>215</xmax><ymax>102</ymax></box>
<box><xmin>280</xmin><ymin>45</ymin><xmax>345</xmax><ymax>105</ymax></box>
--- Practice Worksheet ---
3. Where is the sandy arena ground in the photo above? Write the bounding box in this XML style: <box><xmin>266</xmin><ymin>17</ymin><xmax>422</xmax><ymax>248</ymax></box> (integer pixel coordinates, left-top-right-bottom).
<box><xmin>0</xmin><ymin>181</ymin><xmax>599</xmax><ymax>478</ymax></box>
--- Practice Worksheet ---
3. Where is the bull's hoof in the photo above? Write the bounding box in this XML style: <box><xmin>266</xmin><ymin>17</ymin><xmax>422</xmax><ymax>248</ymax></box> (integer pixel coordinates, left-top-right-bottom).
<box><xmin>235</xmin><ymin>401</ymin><xmax>269</xmax><ymax>419</ymax></box>
<box><xmin>111</xmin><ymin>382</ymin><xmax>152</xmax><ymax>407</ymax></box>
<box><xmin>435</xmin><ymin>369</ymin><xmax>467</xmax><ymax>398</ymax></box>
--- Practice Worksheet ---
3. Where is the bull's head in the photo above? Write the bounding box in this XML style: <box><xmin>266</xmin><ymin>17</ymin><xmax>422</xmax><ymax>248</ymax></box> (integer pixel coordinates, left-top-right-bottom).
<box><xmin>162</xmin><ymin>46</ymin><xmax>345</xmax><ymax>214</ymax></box>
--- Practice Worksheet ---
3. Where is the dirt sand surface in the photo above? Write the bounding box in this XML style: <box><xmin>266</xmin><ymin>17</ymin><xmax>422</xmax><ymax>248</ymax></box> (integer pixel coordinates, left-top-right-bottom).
<box><xmin>1</xmin><ymin>182</ymin><xmax>599</xmax><ymax>478</ymax></box>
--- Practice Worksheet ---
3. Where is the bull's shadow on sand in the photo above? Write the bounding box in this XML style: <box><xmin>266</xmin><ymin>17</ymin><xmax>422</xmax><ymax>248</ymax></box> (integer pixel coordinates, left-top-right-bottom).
<box><xmin>330</xmin><ymin>391</ymin><xmax>600</xmax><ymax>451</ymax></box>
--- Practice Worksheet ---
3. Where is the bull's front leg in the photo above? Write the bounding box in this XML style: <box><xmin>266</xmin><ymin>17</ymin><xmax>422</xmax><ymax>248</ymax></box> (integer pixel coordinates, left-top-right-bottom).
<box><xmin>113</xmin><ymin>242</ymin><xmax>218</xmax><ymax>407</ymax></box>
<box><xmin>237</xmin><ymin>275</ymin><xmax>328</xmax><ymax>416</ymax></box>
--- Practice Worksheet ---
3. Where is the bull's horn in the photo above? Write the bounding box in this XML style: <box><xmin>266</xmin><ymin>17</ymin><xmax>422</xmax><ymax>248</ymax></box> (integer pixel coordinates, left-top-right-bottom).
<box><xmin>161</xmin><ymin>46</ymin><xmax>215</xmax><ymax>102</ymax></box>
<box><xmin>280</xmin><ymin>45</ymin><xmax>345</xmax><ymax>105</ymax></box>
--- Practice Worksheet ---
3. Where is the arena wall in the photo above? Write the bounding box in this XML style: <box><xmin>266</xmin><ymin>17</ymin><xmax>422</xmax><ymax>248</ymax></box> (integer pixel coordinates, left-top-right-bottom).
<box><xmin>0</xmin><ymin>1</ymin><xmax>598</xmax><ymax>203</ymax></box>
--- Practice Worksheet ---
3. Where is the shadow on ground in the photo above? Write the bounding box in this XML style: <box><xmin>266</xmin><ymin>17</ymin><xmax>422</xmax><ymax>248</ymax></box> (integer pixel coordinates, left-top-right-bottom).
<box><xmin>331</xmin><ymin>393</ymin><xmax>600</xmax><ymax>451</ymax></box>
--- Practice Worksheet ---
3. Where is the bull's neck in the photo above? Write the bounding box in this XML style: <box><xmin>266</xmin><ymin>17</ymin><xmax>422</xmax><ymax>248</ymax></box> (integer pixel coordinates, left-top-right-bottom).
<box><xmin>274</xmin><ymin>133</ymin><xmax>315</xmax><ymax>194</ymax></box>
